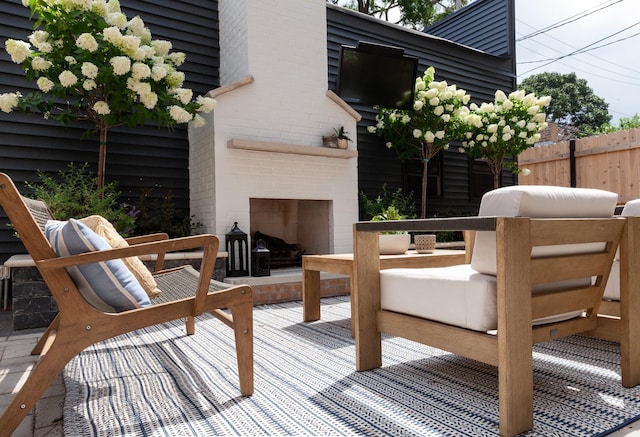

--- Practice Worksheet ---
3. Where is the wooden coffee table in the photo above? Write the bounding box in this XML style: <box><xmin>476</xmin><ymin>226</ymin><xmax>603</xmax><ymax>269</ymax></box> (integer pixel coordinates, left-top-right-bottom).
<box><xmin>302</xmin><ymin>249</ymin><xmax>466</xmax><ymax>324</ymax></box>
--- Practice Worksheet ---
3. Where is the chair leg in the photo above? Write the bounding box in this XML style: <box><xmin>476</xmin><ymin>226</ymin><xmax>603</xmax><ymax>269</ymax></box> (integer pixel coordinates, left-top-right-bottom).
<box><xmin>186</xmin><ymin>315</ymin><xmax>195</xmax><ymax>336</ymax></box>
<box><xmin>31</xmin><ymin>314</ymin><xmax>60</xmax><ymax>355</ymax></box>
<box><xmin>229</xmin><ymin>299</ymin><xmax>254</xmax><ymax>396</ymax></box>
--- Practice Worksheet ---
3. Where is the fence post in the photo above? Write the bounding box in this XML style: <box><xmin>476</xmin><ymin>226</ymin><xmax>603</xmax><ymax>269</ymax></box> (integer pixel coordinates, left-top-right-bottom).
<box><xmin>570</xmin><ymin>139</ymin><xmax>576</xmax><ymax>187</ymax></box>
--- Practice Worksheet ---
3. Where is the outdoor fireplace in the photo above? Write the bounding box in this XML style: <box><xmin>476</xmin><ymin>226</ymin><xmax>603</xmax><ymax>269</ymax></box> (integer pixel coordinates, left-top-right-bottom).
<box><xmin>250</xmin><ymin>198</ymin><xmax>331</xmax><ymax>269</ymax></box>
<box><xmin>188</xmin><ymin>0</ymin><xmax>360</xmax><ymax>264</ymax></box>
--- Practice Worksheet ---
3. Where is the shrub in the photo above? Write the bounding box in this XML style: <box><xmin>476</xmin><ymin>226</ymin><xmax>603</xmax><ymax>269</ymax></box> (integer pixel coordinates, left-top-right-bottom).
<box><xmin>26</xmin><ymin>162</ymin><xmax>135</xmax><ymax>235</ymax></box>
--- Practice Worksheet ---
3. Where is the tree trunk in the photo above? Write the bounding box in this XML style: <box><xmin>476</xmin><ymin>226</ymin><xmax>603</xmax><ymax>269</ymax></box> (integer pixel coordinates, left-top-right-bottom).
<box><xmin>97</xmin><ymin>125</ymin><xmax>107</xmax><ymax>190</ymax></box>
<box><xmin>421</xmin><ymin>158</ymin><xmax>428</xmax><ymax>219</ymax></box>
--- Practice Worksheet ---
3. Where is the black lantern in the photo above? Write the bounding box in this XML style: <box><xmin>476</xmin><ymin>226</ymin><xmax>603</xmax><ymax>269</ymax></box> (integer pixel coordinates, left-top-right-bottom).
<box><xmin>225</xmin><ymin>222</ymin><xmax>249</xmax><ymax>277</ymax></box>
<box><xmin>251</xmin><ymin>239</ymin><xmax>271</xmax><ymax>277</ymax></box>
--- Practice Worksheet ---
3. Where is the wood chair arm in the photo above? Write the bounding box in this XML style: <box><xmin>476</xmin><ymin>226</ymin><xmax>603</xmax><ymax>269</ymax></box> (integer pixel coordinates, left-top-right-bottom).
<box><xmin>38</xmin><ymin>234</ymin><xmax>218</xmax><ymax>269</ymax></box>
<box><xmin>354</xmin><ymin>216</ymin><xmax>498</xmax><ymax>234</ymax></box>
<box><xmin>125</xmin><ymin>232</ymin><xmax>170</xmax><ymax>271</ymax></box>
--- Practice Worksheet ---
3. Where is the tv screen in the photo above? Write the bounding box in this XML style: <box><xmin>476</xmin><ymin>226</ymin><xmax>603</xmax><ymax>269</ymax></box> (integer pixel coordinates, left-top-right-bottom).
<box><xmin>336</xmin><ymin>42</ymin><xmax>418</xmax><ymax>110</ymax></box>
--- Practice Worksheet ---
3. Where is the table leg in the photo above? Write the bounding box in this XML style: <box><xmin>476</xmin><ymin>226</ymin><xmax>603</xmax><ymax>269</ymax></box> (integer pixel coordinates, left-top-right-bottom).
<box><xmin>302</xmin><ymin>269</ymin><xmax>321</xmax><ymax>321</ymax></box>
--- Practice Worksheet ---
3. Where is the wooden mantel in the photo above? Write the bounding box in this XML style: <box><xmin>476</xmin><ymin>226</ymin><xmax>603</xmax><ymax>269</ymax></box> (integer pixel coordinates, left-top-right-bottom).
<box><xmin>227</xmin><ymin>138</ymin><xmax>358</xmax><ymax>159</ymax></box>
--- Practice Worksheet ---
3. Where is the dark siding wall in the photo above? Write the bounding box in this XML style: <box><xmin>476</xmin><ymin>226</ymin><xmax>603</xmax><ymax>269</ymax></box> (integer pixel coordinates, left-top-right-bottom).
<box><xmin>0</xmin><ymin>0</ymin><xmax>219</xmax><ymax>262</ymax></box>
<box><xmin>426</xmin><ymin>0</ymin><xmax>515</xmax><ymax>58</ymax></box>
<box><xmin>326</xmin><ymin>1</ymin><xmax>516</xmax><ymax>218</ymax></box>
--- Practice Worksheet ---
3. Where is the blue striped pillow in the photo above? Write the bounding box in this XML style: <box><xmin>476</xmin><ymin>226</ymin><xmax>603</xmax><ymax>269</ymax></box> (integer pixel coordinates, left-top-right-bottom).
<box><xmin>45</xmin><ymin>219</ymin><xmax>151</xmax><ymax>313</ymax></box>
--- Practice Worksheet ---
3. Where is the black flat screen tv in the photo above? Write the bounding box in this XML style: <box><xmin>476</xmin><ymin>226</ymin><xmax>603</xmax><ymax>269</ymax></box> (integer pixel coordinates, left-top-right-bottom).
<box><xmin>336</xmin><ymin>42</ymin><xmax>418</xmax><ymax>110</ymax></box>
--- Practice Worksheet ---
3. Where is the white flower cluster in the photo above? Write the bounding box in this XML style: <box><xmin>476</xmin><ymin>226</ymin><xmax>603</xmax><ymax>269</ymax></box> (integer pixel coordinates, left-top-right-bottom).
<box><xmin>1</xmin><ymin>0</ymin><xmax>216</xmax><ymax>127</ymax></box>
<box><xmin>460</xmin><ymin>89</ymin><xmax>551</xmax><ymax>152</ymax></box>
<box><xmin>367</xmin><ymin>66</ymin><xmax>470</xmax><ymax>158</ymax></box>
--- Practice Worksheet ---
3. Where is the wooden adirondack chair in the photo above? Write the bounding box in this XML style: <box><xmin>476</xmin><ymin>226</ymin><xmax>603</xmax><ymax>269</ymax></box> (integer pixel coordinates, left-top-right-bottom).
<box><xmin>352</xmin><ymin>185</ymin><xmax>634</xmax><ymax>436</ymax></box>
<box><xmin>0</xmin><ymin>173</ymin><xmax>254</xmax><ymax>434</ymax></box>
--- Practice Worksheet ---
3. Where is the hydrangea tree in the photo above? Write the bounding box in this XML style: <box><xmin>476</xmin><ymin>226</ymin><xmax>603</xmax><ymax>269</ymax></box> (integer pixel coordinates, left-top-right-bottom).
<box><xmin>0</xmin><ymin>0</ymin><xmax>216</xmax><ymax>188</ymax></box>
<box><xmin>368</xmin><ymin>66</ymin><xmax>470</xmax><ymax>218</ymax></box>
<box><xmin>459</xmin><ymin>90</ymin><xmax>551</xmax><ymax>188</ymax></box>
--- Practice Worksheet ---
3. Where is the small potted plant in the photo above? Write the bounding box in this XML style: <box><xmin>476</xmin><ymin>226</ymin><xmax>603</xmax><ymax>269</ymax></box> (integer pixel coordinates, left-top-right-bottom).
<box><xmin>323</xmin><ymin>126</ymin><xmax>352</xmax><ymax>149</ymax></box>
<box><xmin>371</xmin><ymin>205</ymin><xmax>410</xmax><ymax>255</ymax></box>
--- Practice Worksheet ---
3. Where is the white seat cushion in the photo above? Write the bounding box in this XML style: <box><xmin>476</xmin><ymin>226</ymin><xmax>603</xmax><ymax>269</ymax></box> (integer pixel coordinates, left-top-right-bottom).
<box><xmin>381</xmin><ymin>264</ymin><xmax>497</xmax><ymax>332</ymax></box>
<box><xmin>603</xmin><ymin>198</ymin><xmax>640</xmax><ymax>300</ymax></box>
<box><xmin>381</xmin><ymin>264</ymin><xmax>591</xmax><ymax>332</ymax></box>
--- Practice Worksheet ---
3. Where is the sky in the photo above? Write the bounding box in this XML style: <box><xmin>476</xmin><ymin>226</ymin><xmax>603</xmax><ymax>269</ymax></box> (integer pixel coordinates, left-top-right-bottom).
<box><xmin>515</xmin><ymin>0</ymin><xmax>640</xmax><ymax>125</ymax></box>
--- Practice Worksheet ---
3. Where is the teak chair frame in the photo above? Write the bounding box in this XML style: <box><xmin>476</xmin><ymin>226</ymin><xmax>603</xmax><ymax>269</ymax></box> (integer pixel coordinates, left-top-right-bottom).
<box><xmin>0</xmin><ymin>173</ymin><xmax>254</xmax><ymax>435</ymax></box>
<box><xmin>352</xmin><ymin>216</ymin><xmax>633</xmax><ymax>437</ymax></box>
<box><xmin>587</xmin><ymin>216</ymin><xmax>640</xmax><ymax>375</ymax></box>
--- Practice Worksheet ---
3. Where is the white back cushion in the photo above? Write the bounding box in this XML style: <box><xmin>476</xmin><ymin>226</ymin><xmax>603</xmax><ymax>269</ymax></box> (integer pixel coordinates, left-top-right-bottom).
<box><xmin>471</xmin><ymin>185</ymin><xmax>618</xmax><ymax>275</ymax></box>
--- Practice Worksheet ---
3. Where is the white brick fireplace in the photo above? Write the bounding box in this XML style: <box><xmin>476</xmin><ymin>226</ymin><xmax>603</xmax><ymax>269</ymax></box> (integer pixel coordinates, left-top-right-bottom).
<box><xmin>188</xmin><ymin>0</ymin><xmax>360</xmax><ymax>264</ymax></box>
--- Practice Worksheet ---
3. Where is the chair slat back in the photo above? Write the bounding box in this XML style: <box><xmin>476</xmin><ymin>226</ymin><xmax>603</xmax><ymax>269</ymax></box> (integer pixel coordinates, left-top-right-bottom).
<box><xmin>0</xmin><ymin>173</ymin><xmax>57</xmax><ymax>262</ymax></box>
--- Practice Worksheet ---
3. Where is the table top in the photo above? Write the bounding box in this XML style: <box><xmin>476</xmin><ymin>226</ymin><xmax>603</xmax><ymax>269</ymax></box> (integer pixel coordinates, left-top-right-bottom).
<box><xmin>303</xmin><ymin>249</ymin><xmax>464</xmax><ymax>262</ymax></box>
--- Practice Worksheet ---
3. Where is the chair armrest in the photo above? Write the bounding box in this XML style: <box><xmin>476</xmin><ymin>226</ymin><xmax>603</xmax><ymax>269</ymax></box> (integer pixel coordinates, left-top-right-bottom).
<box><xmin>354</xmin><ymin>216</ymin><xmax>497</xmax><ymax>234</ymax></box>
<box><xmin>38</xmin><ymin>234</ymin><xmax>218</xmax><ymax>269</ymax></box>
<box><xmin>125</xmin><ymin>233</ymin><xmax>169</xmax><ymax>245</ymax></box>
<box><xmin>125</xmin><ymin>233</ymin><xmax>170</xmax><ymax>271</ymax></box>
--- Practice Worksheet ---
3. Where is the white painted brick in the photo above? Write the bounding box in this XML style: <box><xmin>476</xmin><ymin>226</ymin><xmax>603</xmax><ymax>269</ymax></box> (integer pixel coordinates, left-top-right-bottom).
<box><xmin>192</xmin><ymin>0</ymin><xmax>359</xmax><ymax>254</ymax></box>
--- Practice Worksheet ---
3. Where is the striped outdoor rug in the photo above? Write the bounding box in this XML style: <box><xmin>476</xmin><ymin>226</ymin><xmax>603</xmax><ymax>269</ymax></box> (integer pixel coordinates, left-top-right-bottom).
<box><xmin>63</xmin><ymin>296</ymin><xmax>640</xmax><ymax>436</ymax></box>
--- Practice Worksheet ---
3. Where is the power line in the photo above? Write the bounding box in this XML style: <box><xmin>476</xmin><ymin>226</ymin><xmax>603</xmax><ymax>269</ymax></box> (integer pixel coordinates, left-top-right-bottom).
<box><xmin>518</xmin><ymin>20</ymin><xmax>640</xmax><ymax>75</ymax></box>
<box><xmin>517</xmin><ymin>0</ymin><xmax>624</xmax><ymax>41</ymax></box>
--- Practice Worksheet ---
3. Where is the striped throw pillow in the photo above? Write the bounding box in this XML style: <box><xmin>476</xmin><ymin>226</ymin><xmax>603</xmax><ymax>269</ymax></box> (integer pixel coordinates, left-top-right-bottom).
<box><xmin>45</xmin><ymin>219</ymin><xmax>151</xmax><ymax>313</ymax></box>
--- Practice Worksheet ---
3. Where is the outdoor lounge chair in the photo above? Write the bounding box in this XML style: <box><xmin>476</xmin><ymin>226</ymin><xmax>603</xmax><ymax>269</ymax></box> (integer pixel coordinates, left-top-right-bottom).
<box><xmin>352</xmin><ymin>185</ymin><xmax>632</xmax><ymax>437</ymax></box>
<box><xmin>0</xmin><ymin>173</ymin><xmax>254</xmax><ymax>435</ymax></box>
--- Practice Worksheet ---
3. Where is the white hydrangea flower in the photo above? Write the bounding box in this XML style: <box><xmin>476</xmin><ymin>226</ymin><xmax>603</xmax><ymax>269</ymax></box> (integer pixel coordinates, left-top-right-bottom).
<box><xmin>424</xmin><ymin>131</ymin><xmax>435</xmax><ymax>143</ymax></box>
<box><xmin>196</xmin><ymin>96</ymin><xmax>216</xmax><ymax>113</ymax></box>
<box><xmin>151</xmin><ymin>64</ymin><xmax>168</xmax><ymax>81</ymax></box>
<box><xmin>59</xmin><ymin>70</ymin><xmax>78</xmax><ymax>87</ymax></box>
<box><xmin>37</xmin><ymin>77</ymin><xmax>55</xmax><ymax>93</ymax></box>
<box><xmin>103</xmin><ymin>26</ymin><xmax>123</xmax><ymax>45</ymax></box>
<box><xmin>169</xmin><ymin>105</ymin><xmax>192</xmax><ymax>123</ymax></box>
<box><xmin>151</xmin><ymin>40</ymin><xmax>172</xmax><ymax>56</ymax></box>
<box><xmin>110</xmin><ymin>56</ymin><xmax>131</xmax><ymax>75</ymax></box>
<box><xmin>81</xmin><ymin>62</ymin><xmax>98</xmax><ymax>79</ymax></box>
<box><xmin>0</xmin><ymin>92</ymin><xmax>21</xmax><ymax>113</ymax></box>
<box><xmin>83</xmin><ymin>79</ymin><xmax>97</xmax><ymax>91</ymax></box>
<box><xmin>106</xmin><ymin>12</ymin><xmax>127</xmax><ymax>29</ymax></box>
<box><xmin>28</xmin><ymin>31</ymin><xmax>49</xmax><ymax>46</ymax></box>
<box><xmin>93</xmin><ymin>101</ymin><xmax>111</xmax><ymax>115</ymax></box>
<box><xmin>413</xmin><ymin>129</ymin><xmax>422</xmax><ymax>138</ymax></box>
<box><xmin>413</xmin><ymin>100</ymin><xmax>424</xmax><ymax>111</ymax></box>
<box><xmin>131</xmin><ymin>62</ymin><xmax>151</xmax><ymax>80</ymax></box>
<box><xmin>173</xmin><ymin>88</ymin><xmax>193</xmax><ymax>105</ymax></box>
<box><xmin>76</xmin><ymin>33</ymin><xmax>98</xmax><ymax>52</ymax></box>
<box><xmin>65</xmin><ymin>56</ymin><xmax>77</xmax><ymax>65</ymax></box>
<box><xmin>32</xmin><ymin>57</ymin><xmax>52</xmax><ymax>71</ymax></box>
<box><xmin>165</xmin><ymin>71</ymin><xmax>185</xmax><ymax>88</ymax></box>
<box><xmin>140</xmin><ymin>92</ymin><xmax>158</xmax><ymax>109</ymax></box>
<box><xmin>168</xmin><ymin>52</ymin><xmax>186</xmax><ymax>66</ymax></box>
<box><xmin>192</xmin><ymin>114</ymin><xmax>206</xmax><ymax>128</ymax></box>
<box><xmin>5</xmin><ymin>39</ymin><xmax>31</xmax><ymax>64</ymax></box>
<box><xmin>91</xmin><ymin>0</ymin><xmax>108</xmax><ymax>16</ymax></box>
<box><xmin>119</xmin><ymin>35</ymin><xmax>141</xmax><ymax>56</ymax></box>
<box><xmin>107</xmin><ymin>0</ymin><xmax>122</xmax><ymax>14</ymax></box>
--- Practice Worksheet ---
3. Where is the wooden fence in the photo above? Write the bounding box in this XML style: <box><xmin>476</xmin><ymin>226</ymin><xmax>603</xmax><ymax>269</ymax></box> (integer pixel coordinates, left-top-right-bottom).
<box><xmin>517</xmin><ymin>128</ymin><xmax>640</xmax><ymax>203</ymax></box>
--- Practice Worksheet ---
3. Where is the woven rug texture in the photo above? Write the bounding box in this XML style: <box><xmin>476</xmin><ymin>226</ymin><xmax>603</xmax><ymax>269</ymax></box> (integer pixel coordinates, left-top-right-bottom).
<box><xmin>63</xmin><ymin>296</ymin><xmax>640</xmax><ymax>436</ymax></box>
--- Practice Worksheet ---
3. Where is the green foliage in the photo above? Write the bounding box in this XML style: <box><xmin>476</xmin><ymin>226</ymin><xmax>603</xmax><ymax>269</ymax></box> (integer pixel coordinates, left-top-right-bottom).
<box><xmin>585</xmin><ymin>114</ymin><xmax>640</xmax><ymax>136</ymax></box>
<box><xmin>133</xmin><ymin>188</ymin><xmax>202</xmax><ymax>238</ymax></box>
<box><xmin>26</xmin><ymin>162</ymin><xmax>135</xmax><ymax>235</ymax></box>
<box><xmin>519</xmin><ymin>72</ymin><xmax>611</xmax><ymax>136</ymax></box>
<box><xmin>329</xmin><ymin>0</ymin><xmax>473</xmax><ymax>30</ymax></box>
<box><xmin>359</xmin><ymin>184</ymin><xmax>417</xmax><ymax>220</ymax></box>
